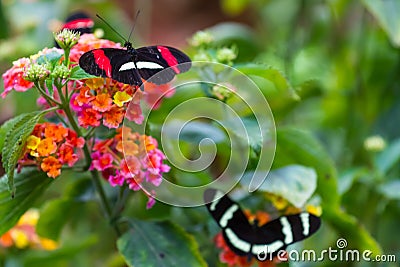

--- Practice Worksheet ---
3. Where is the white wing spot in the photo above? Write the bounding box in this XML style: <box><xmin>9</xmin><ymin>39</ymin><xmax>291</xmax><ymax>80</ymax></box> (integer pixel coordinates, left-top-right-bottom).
<box><xmin>225</xmin><ymin>228</ymin><xmax>251</xmax><ymax>253</ymax></box>
<box><xmin>252</xmin><ymin>240</ymin><xmax>284</xmax><ymax>255</ymax></box>
<box><xmin>136</xmin><ymin>61</ymin><xmax>164</xmax><ymax>69</ymax></box>
<box><xmin>300</xmin><ymin>213</ymin><xmax>310</xmax><ymax>236</ymax></box>
<box><xmin>280</xmin><ymin>217</ymin><xmax>293</xmax><ymax>244</ymax></box>
<box><xmin>119</xmin><ymin>62</ymin><xmax>136</xmax><ymax>71</ymax></box>
<box><xmin>219</xmin><ymin>204</ymin><xmax>238</xmax><ymax>228</ymax></box>
<box><xmin>209</xmin><ymin>190</ymin><xmax>224</xmax><ymax>211</ymax></box>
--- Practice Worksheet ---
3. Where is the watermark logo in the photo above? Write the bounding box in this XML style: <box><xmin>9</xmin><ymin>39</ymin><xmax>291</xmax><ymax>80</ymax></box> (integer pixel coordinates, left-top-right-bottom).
<box><xmin>256</xmin><ymin>238</ymin><xmax>397</xmax><ymax>263</ymax></box>
<box><xmin>122</xmin><ymin>62</ymin><xmax>276</xmax><ymax>207</ymax></box>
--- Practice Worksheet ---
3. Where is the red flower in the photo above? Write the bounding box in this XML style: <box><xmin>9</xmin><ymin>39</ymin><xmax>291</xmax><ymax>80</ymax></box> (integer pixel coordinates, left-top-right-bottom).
<box><xmin>78</xmin><ymin>108</ymin><xmax>101</xmax><ymax>128</ymax></box>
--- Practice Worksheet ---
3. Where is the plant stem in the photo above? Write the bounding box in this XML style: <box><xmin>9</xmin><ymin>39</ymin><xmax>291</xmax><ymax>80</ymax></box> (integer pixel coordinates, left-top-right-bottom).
<box><xmin>61</xmin><ymin>87</ymin><xmax>122</xmax><ymax>237</ymax></box>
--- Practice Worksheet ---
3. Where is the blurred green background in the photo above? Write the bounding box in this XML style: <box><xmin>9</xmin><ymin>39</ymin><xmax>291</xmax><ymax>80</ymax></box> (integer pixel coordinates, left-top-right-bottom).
<box><xmin>0</xmin><ymin>0</ymin><xmax>399</xmax><ymax>266</ymax></box>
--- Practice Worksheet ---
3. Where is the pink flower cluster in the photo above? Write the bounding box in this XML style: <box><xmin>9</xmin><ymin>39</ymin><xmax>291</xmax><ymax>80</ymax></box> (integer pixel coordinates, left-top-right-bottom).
<box><xmin>1</xmin><ymin>48</ymin><xmax>63</xmax><ymax>98</ymax></box>
<box><xmin>89</xmin><ymin>127</ymin><xmax>170</xmax><ymax>208</ymax></box>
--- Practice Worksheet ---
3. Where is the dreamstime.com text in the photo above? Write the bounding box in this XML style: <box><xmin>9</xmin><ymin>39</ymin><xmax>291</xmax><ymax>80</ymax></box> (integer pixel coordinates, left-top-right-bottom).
<box><xmin>257</xmin><ymin>238</ymin><xmax>397</xmax><ymax>263</ymax></box>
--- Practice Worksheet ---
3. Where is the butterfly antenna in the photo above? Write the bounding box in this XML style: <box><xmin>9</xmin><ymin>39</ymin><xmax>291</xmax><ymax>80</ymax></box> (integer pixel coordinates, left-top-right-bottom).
<box><xmin>127</xmin><ymin>10</ymin><xmax>141</xmax><ymax>42</ymax></box>
<box><xmin>96</xmin><ymin>14</ymin><xmax>128</xmax><ymax>43</ymax></box>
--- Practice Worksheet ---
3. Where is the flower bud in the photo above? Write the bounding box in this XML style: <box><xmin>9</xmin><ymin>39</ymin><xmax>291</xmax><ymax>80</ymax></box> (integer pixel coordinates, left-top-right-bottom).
<box><xmin>211</xmin><ymin>83</ymin><xmax>235</xmax><ymax>101</ymax></box>
<box><xmin>24</xmin><ymin>63</ymin><xmax>50</xmax><ymax>82</ymax></box>
<box><xmin>52</xmin><ymin>64</ymin><xmax>71</xmax><ymax>79</ymax></box>
<box><xmin>216</xmin><ymin>47</ymin><xmax>237</xmax><ymax>65</ymax></box>
<box><xmin>54</xmin><ymin>29</ymin><xmax>80</xmax><ymax>50</ymax></box>
<box><xmin>364</xmin><ymin>135</ymin><xmax>386</xmax><ymax>152</ymax></box>
<box><xmin>189</xmin><ymin>31</ymin><xmax>214</xmax><ymax>47</ymax></box>
<box><xmin>193</xmin><ymin>51</ymin><xmax>212</xmax><ymax>62</ymax></box>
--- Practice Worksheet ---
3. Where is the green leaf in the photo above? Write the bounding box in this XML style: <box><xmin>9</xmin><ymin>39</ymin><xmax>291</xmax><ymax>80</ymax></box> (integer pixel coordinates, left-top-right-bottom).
<box><xmin>1</xmin><ymin>111</ymin><xmax>43</xmax><ymax>194</ymax></box>
<box><xmin>241</xmin><ymin>117</ymin><xmax>262</xmax><ymax>154</ymax></box>
<box><xmin>70</xmin><ymin>65</ymin><xmax>97</xmax><ymax>80</ymax></box>
<box><xmin>235</xmin><ymin>63</ymin><xmax>297</xmax><ymax>98</ymax></box>
<box><xmin>324</xmin><ymin>207</ymin><xmax>382</xmax><ymax>256</ymax></box>
<box><xmin>36</xmin><ymin>198</ymin><xmax>76</xmax><ymax>240</ymax></box>
<box><xmin>37</xmin><ymin>175</ymin><xmax>95</xmax><ymax>240</ymax></box>
<box><xmin>45</xmin><ymin>78</ymin><xmax>54</xmax><ymax>97</ymax></box>
<box><xmin>207</xmin><ymin>22</ymin><xmax>259</xmax><ymax>61</ymax></box>
<box><xmin>64</xmin><ymin>177</ymin><xmax>95</xmax><ymax>201</ymax></box>
<box><xmin>0</xmin><ymin>168</ymin><xmax>52</xmax><ymax>235</ymax></box>
<box><xmin>0</xmin><ymin>115</ymin><xmax>24</xmax><ymax>152</ymax></box>
<box><xmin>117</xmin><ymin>220</ymin><xmax>207</xmax><ymax>267</ymax></box>
<box><xmin>338</xmin><ymin>167</ymin><xmax>369</xmax><ymax>195</ymax></box>
<box><xmin>163</xmin><ymin>120</ymin><xmax>226</xmax><ymax>144</ymax></box>
<box><xmin>274</xmin><ymin>127</ymin><xmax>340</xmax><ymax>208</ymax></box>
<box><xmin>375</xmin><ymin>138</ymin><xmax>400</xmax><ymax>174</ymax></box>
<box><xmin>21</xmin><ymin>235</ymin><xmax>98</xmax><ymax>267</ymax></box>
<box><xmin>363</xmin><ymin>0</ymin><xmax>400</xmax><ymax>47</ymax></box>
<box><xmin>379</xmin><ymin>179</ymin><xmax>400</xmax><ymax>200</ymax></box>
<box><xmin>241</xmin><ymin>165</ymin><xmax>317</xmax><ymax>207</ymax></box>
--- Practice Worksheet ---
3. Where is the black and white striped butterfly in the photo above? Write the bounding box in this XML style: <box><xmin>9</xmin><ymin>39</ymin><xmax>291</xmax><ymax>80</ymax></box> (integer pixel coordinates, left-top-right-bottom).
<box><xmin>204</xmin><ymin>188</ymin><xmax>321</xmax><ymax>261</ymax></box>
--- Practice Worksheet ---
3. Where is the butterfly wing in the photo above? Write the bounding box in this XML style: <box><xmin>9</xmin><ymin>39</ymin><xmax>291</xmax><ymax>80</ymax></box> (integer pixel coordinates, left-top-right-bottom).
<box><xmin>62</xmin><ymin>12</ymin><xmax>94</xmax><ymax>34</ymax></box>
<box><xmin>135</xmin><ymin>46</ymin><xmax>191</xmax><ymax>85</ymax></box>
<box><xmin>79</xmin><ymin>48</ymin><xmax>142</xmax><ymax>85</ymax></box>
<box><xmin>252</xmin><ymin>212</ymin><xmax>321</xmax><ymax>257</ymax></box>
<box><xmin>204</xmin><ymin>189</ymin><xmax>257</xmax><ymax>257</ymax></box>
<box><xmin>204</xmin><ymin>189</ymin><xmax>322</xmax><ymax>261</ymax></box>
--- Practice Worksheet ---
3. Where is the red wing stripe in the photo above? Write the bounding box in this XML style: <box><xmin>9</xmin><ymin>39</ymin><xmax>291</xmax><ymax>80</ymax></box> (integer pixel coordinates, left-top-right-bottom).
<box><xmin>157</xmin><ymin>46</ymin><xmax>180</xmax><ymax>73</ymax></box>
<box><xmin>92</xmin><ymin>50</ymin><xmax>112</xmax><ymax>77</ymax></box>
<box><xmin>62</xmin><ymin>18</ymin><xmax>94</xmax><ymax>30</ymax></box>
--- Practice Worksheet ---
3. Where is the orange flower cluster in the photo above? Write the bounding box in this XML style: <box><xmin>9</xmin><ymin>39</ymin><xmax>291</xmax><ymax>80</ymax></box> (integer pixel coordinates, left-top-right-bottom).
<box><xmin>90</xmin><ymin>127</ymin><xmax>170</xmax><ymax>208</ymax></box>
<box><xmin>71</xmin><ymin>78</ymin><xmax>143</xmax><ymax>128</ymax></box>
<box><xmin>0</xmin><ymin>209</ymin><xmax>57</xmax><ymax>250</ymax></box>
<box><xmin>20</xmin><ymin>123</ymin><xmax>84</xmax><ymax>178</ymax></box>
<box><xmin>214</xmin><ymin>210</ymin><xmax>282</xmax><ymax>267</ymax></box>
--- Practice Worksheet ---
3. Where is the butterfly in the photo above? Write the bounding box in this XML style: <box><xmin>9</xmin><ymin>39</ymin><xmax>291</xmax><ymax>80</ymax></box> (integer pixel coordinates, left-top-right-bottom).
<box><xmin>204</xmin><ymin>188</ymin><xmax>321</xmax><ymax>261</ymax></box>
<box><xmin>79</xmin><ymin>42</ymin><xmax>191</xmax><ymax>86</ymax></box>
<box><xmin>61</xmin><ymin>12</ymin><xmax>94</xmax><ymax>34</ymax></box>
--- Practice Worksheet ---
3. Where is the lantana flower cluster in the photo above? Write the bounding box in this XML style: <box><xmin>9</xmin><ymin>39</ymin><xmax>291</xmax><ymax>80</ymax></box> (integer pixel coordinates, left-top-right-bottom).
<box><xmin>90</xmin><ymin>127</ymin><xmax>170</xmax><ymax>208</ymax></box>
<box><xmin>0</xmin><ymin>209</ymin><xmax>58</xmax><ymax>250</ymax></box>
<box><xmin>1</xmin><ymin>47</ymin><xmax>63</xmax><ymax>98</ymax></box>
<box><xmin>1</xmin><ymin>30</ymin><xmax>173</xmax><ymax>209</ymax></box>
<box><xmin>20</xmin><ymin>123</ymin><xmax>84</xmax><ymax>178</ymax></box>
<box><xmin>71</xmin><ymin>78</ymin><xmax>143</xmax><ymax>128</ymax></box>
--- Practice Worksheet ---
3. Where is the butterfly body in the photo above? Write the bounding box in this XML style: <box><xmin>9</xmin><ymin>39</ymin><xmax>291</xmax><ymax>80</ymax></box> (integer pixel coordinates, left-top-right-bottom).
<box><xmin>79</xmin><ymin>41</ymin><xmax>191</xmax><ymax>86</ymax></box>
<box><xmin>204</xmin><ymin>188</ymin><xmax>321</xmax><ymax>261</ymax></box>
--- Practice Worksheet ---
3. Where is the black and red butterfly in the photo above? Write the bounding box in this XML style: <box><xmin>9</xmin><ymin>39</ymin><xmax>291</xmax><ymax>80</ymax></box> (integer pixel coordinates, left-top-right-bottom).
<box><xmin>79</xmin><ymin>42</ymin><xmax>191</xmax><ymax>86</ymax></box>
<box><xmin>60</xmin><ymin>12</ymin><xmax>94</xmax><ymax>35</ymax></box>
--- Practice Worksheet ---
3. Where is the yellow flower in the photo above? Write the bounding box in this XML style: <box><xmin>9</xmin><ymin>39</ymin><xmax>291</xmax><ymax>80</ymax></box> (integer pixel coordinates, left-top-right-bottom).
<box><xmin>40</xmin><ymin>238</ymin><xmax>58</xmax><ymax>250</ymax></box>
<box><xmin>0</xmin><ymin>209</ymin><xmax>59</xmax><ymax>250</ymax></box>
<box><xmin>267</xmin><ymin>193</ymin><xmax>289</xmax><ymax>211</ymax></box>
<box><xmin>26</xmin><ymin>135</ymin><xmax>41</xmax><ymax>150</ymax></box>
<box><xmin>11</xmin><ymin>229</ymin><xmax>29</xmax><ymax>249</ymax></box>
<box><xmin>113</xmin><ymin>91</ymin><xmax>132</xmax><ymax>107</ymax></box>
<box><xmin>306</xmin><ymin>204</ymin><xmax>322</xmax><ymax>216</ymax></box>
<box><xmin>85</xmin><ymin>78</ymin><xmax>104</xmax><ymax>89</ymax></box>
<box><xmin>17</xmin><ymin>209</ymin><xmax>39</xmax><ymax>226</ymax></box>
